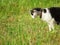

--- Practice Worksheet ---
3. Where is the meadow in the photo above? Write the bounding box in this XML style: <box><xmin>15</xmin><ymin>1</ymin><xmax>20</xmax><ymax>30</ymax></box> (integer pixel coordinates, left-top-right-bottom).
<box><xmin>0</xmin><ymin>0</ymin><xmax>60</xmax><ymax>45</ymax></box>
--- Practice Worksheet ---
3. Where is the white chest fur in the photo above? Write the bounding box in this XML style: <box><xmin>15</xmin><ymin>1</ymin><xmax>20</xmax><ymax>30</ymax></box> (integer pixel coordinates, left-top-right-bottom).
<box><xmin>41</xmin><ymin>8</ymin><xmax>54</xmax><ymax>31</ymax></box>
<box><xmin>42</xmin><ymin>8</ymin><xmax>52</xmax><ymax>23</ymax></box>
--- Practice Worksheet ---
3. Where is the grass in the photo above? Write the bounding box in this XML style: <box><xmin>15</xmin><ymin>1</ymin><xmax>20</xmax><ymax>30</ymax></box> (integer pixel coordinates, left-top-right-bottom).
<box><xmin>0</xmin><ymin>0</ymin><xmax>60</xmax><ymax>45</ymax></box>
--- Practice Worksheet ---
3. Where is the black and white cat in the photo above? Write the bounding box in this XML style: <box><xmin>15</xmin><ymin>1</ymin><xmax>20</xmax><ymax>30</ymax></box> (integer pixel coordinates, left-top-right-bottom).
<box><xmin>30</xmin><ymin>7</ymin><xmax>60</xmax><ymax>31</ymax></box>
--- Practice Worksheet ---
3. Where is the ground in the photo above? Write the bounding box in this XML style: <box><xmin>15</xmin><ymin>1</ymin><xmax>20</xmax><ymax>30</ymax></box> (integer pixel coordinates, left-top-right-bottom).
<box><xmin>0</xmin><ymin>0</ymin><xmax>60</xmax><ymax>45</ymax></box>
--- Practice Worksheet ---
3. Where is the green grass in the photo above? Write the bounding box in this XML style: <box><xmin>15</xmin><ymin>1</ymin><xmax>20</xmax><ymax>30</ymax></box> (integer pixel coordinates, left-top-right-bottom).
<box><xmin>0</xmin><ymin>0</ymin><xmax>60</xmax><ymax>45</ymax></box>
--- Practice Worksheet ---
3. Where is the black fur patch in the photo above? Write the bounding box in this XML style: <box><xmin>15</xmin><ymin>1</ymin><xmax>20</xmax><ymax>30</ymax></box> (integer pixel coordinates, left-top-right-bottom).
<box><xmin>33</xmin><ymin>8</ymin><xmax>42</xmax><ymax>11</ymax></box>
<box><xmin>49</xmin><ymin>7</ymin><xmax>60</xmax><ymax>24</ymax></box>
<box><xmin>43</xmin><ymin>9</ymin><xmax>46</xmax><ymax>13</ymax></box>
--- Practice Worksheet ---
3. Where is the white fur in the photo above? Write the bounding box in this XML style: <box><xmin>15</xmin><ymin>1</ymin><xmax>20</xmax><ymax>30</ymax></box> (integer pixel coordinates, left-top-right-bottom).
<box><xmin>41</xmin><ymin>8</ymin><xmax>54</xmax><ymax>31</ymax></box>
<box><xmin>31</xmin><ymin>12</ymin><xmax>37</xmax><ymax>18</ymax></box>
